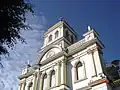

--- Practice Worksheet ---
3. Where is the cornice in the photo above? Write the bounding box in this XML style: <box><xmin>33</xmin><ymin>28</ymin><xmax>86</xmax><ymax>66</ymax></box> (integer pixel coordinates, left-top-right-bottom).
<box><xmin>44</xmin><ymin>20</ymin><xmax>77</xmax><ymax>36</ymax></box>
<box><xmin>41</xmin><ymin>36</ymin><xmax>72</xmax><ymax>50</ymax></box>
<box><xmin>88</xmin><ymin>79</ymin><xmax>109</xmax><ymax>87</ymax></box>
<box><xmin>44</xmin><ymin>21</ymin><xmax>63</xmax><ymax>35</ymax></box>
<box><xmin>18</xmin><ymin>70</ymin><xmax>34</xmax><ymax>80</ymax></box>
<box><xmin>40</xmin><ymin>51</ymin><xmax>67</xmax><ymax>66</ymax></box>
<box><xmin>67</xmin><ymin>38</ymin><xmax>104</xmax><ymax>56</ymax></box>
<box><xmin>67</xmin><ymin>38</ymin><xmax>95</xmax><ymax>56</ymax></box>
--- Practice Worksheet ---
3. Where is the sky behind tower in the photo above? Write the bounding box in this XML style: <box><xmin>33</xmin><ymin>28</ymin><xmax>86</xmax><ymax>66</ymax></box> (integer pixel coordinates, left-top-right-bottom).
<box><xmin>31</xmin><ymin>0</ymin><xmax>120</xmax><ymax>62</ymax></box>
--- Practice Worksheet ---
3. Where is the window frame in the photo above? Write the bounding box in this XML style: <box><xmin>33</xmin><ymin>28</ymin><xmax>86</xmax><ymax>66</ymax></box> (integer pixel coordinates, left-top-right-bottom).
<box><xmin>55</xmin><ymin>31</ymin><xmax>59</xmax><ymax>39</ymax></box>
<box><xmin>48</xmin><ymin>34</ymin><xmax>52</xmax><ymax>42</ymax></box>
<box><xmin>76</xmin><ymin>61</ymin><xmax>86</xmax><ymax>81</ymax></box>
<box><xmin>42</xmin><ymin>73</ymin><xmax>47</xmax><ymax>90</ymax></box>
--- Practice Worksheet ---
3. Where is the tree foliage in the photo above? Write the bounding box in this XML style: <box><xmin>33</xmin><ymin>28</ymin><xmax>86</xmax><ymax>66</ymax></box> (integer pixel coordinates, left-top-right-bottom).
<box><xmin>0</xmin><ymin>0</ymin><xmax>33</xmax><ymax>55</ymax></box>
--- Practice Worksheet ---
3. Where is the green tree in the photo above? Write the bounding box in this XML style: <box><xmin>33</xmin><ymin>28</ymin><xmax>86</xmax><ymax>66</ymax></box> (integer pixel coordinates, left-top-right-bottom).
<box><xmin>0</xmin><ymin>0</ymin><xmax>33</xmax><ymax>55</ymax></box>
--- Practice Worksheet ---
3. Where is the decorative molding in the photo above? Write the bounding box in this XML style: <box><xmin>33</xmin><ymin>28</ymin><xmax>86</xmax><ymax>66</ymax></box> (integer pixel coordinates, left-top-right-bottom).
<box><xmin>42</xmin><ymin>36</ymin><xmax>72</xmax><ymax>50</ymax></box>
<box><xmin>88</xmin><ymin>79</ymin><xmax>108</xmax><ymax>87</ymax></box>
<box><xmin>37</xmin><ymin>45</ymin><xmax>63</xmax><ymax>64</ymax></box>
<box><xmin>33</xmin><ymin>71</ymin><xmax>38</xmax><ymax>77</ymax></box>
<box><xmin>67</xmin><ymin>37</ymin><xmax>104</xmax><ymax>57</ymax></box>
<box><xmin>46</xmin><ymin>50</ymin><xmax>55</xmax><ymax>58</ymax></box>
<box><xmin>18</xmin><ymin>71</ymin><xmax>34</xmax><ymax>80</ymax></box>
<box><xmin>67</xmin><ymin>38</ymin><xmax>96</xmax><ymax>56</ymax></box>
<box><xmin>19</xmin><ymin>78</ymin><xmax>26</xmax><ymax>84</ymax></box>
<box><xmin>40</xmin><ymin>51</ymin><xmax>67</xmax><ymax>66</ymax></box>
<box><xmin>44</xmin><ymin>20</ymin><xmax>76</xmax><ymax>37</ymax></box>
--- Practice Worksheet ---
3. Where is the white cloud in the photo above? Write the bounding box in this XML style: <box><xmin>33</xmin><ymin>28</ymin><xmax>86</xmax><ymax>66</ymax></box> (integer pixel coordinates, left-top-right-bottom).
<box><xmin>0</xmin><ymin>13</ymin><xmax>47</xmax><ymax>90</ymax></box>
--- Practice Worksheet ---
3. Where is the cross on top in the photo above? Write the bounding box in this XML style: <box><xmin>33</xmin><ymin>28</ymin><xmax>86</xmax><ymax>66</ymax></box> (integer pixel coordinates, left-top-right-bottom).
<box><xmin>59</xmin><ymin>17</ymin><xmax>64</xmax><ymax>21</ymax></box>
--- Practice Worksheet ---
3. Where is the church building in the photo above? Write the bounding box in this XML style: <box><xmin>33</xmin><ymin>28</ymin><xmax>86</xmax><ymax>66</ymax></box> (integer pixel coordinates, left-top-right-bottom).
<box><xmin>18</xmin><ymin>19</ymin><xmax>118</xmax><ymax>90</ymax></box>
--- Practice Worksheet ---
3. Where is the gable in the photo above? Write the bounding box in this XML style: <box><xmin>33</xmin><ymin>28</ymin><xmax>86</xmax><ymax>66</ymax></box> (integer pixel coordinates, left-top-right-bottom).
<box><xmin>37</xmin><ymin>45</ymin><xmax>62</xmax><ymax>63</ymax></box>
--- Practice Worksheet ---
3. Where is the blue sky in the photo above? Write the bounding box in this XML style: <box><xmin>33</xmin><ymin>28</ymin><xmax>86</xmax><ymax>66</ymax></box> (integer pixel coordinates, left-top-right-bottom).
<box><xmin>31</xmin><ymin>0</ymin><xmax>120</xmax><ymax>62</ymax></box>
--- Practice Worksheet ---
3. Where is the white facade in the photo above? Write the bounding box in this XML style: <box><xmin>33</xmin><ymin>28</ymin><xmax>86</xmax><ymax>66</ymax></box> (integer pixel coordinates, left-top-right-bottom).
<box><xmin>18</xmin><ymin>20</ymin><xmax>115</xmax><ymax>90</ymax></box>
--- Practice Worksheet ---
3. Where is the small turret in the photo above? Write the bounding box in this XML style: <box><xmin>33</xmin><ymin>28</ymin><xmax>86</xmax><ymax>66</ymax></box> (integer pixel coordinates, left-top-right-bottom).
<box><xmin>83</xmin><ymin>26</ymin><xmax>99</xmax><ymax>42</ymax></box>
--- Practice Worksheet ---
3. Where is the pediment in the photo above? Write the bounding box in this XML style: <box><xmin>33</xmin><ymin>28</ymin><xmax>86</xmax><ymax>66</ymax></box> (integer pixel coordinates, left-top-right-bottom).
<box><xmin>37</xmin><ymin>45</ymin><xmax>62</xmax><ymax>63</ymax></box>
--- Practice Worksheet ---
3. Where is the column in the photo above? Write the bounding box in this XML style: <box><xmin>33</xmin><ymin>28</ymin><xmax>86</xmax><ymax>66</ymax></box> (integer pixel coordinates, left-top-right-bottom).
<box><xmin>47</xmin><ymin>72</ymin><xmax>51</xmax><ymax>89</ymax></box>
<box><xmin>56</xmin><ymin>62</ymin><xmax>61</xmax><ymax>86</ymax></box>
<box><xmin>91</xmin><ymin>51</ymin><xmax>97</xmax><ymax>76</ymax></box>
<box><xmin>38</xmin><ymin>75</ymin><xmax>43</xmax><ymax>90</ymax></box>
<box><xmin>73</xmin><ymin>66</ymin><xmax>77</xmax><ymax>82</ymax></box>
<box><xmin>27</xmin><ymin>84</ymin><xmax>30</xmax><ymax>90</ymax></box>
<box><xmin>36</xmin><ymin>71</ymin><xmax>42</xmax><ymax>90</ymax></box>
<box><xmin>18</xmin><ymin>83</ymin><xmax>22</xmax><ymax>90</ymax></box>
<box><xmin>33</xmin><ymin>72</ymin><xmax>37</xmax><ymax>90</ymax></box>
<box><xmin>21</xmin><ymin>80</ymin><xmax>26</xmax><ymax>90</ymax></box>
<box><xmin>93</xmin><ymin>48</ymin><xmax>103</xmax><ymax>75</ymax></box>
<box><xmin>87</xmin><ymin>49</ymin><xmax>97</xmax><ymax>77</ymax></box>
<box><xmin>61</xmin><ymin>60</ymin><xmax>67</xmax><ymax>85</ymax></box>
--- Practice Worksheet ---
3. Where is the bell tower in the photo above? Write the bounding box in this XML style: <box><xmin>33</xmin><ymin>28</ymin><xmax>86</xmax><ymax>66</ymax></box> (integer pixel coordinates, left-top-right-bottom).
<box><xmin>42</xmin><ymin>18</ymin><xmax>77</xmax><ymax>50</ymax></box>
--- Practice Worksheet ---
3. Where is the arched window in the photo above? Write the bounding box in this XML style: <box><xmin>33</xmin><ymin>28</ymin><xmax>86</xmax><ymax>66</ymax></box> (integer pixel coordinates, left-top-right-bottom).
<box><xmin>65</xmin><ymin>30</ymin><xmax>69</xmax><ymax>38</ymax></box>
<box><xmin>76</xmin><ymin>61</ymin><xmax>86</xmax><ymax>80</ymax></box>
<box><xmin>55</xmin><ymin>31</ymin><xmax>59</xmax><ymax>39</ymax></box>
<box><xmin>49</xmin><ymin>35</ymin><xmax>52</xmax><ymax>42</ymax></box>
<box><xmin>42</xmin><ymin>73</ymin><xmax>47</xmax><ymax>90</ymax></box>
<box><xmin>50</xmin><ymin>70</ymin><xmax>55</xmax><ymax>87</ymax></box>
<box><xmin>28</xmin><ymin>82</ymin><xmax>33</xmax><ymax>90</ymax></box>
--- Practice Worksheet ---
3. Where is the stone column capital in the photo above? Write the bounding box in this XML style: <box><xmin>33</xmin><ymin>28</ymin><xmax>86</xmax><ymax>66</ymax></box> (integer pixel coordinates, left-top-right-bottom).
<box><xmin>33</xmin><ymin>71</ymin><xmax>37</xmax><ymax>77</ymax></box>
<box><xmin>20</xmin><ymin>79</ymin><xmax>26</xmax><ymax>84</ymax></box>
<box><xmin>61</xmin><ymin>59</ymin><xmax>68</xmax><ymax>65</ymax></box>
<box><xmin>87</xmin><ymin>46</ymin><xmax>99</xmax><ymax>54</ymax></box>
<box><xmin>56</xmin><ymin>61</ymin><xmax>61</xmax><ymax>65</ymax></box>
<box><xmin>72</xmin><ymin>65</ymin><xmax>76</xmax><ymax>68</ymax></box>
<box><xmin>87</xmin><ymin>49</ymin><xmax>93</xmax><ymax>54</ymax></box>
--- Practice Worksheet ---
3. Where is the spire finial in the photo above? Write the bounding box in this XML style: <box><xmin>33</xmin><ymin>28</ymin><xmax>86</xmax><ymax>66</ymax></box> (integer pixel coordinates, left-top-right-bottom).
<box><xmin>88</xmin><ymin>26</ymin><xmax>91</xmax><ymax>31</ymax></box>
<box><xmin>27</xmin><ymin>60</ymin><xmax>31</xmax><ymax>67</ymax></box>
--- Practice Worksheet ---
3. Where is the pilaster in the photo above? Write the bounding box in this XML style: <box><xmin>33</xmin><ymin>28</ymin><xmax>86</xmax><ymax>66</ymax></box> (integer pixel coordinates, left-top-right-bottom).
<box><xmin>72</xmin><ymin>66</ymin><xmax>77</xmax><ymax>82</ymax></box>
<box><xmin>55</xmin><ymin>61</ymin><xmax>60</xmax><ymax>86</ymax></box>
<box><xmin>32</xmin><ymin>71</ymin><xmax>38</xmax><ymax>90</ymax></box>
<box><xmin>93</xmin><ymin>48</ymin><xmax>104</xmax><ymax>75</ymax></box>
<box><xmin>38</xmin><ymin>74</ymin><xmax>43</xmax><ymax>90</ymax></box>
<box><xmin>18</xmin><ymin>83</ymin><xmax>22</xmax><ymax>90</ymax></box>
<box><xmin>47</xmin><ymin>71</ymin><xmax>51</xmax><ymax>89</ymax></box>
<box><xmin>87</xmin><ymin>49</ymin><xmax>97</xmax><ymax>77</ymax></box>
<box><xmin>61</xmin><ymin>57</ymin><xmax>67</xmax><ymax>85</ymax></box>
<box><xmin>21</xmin><ymin>79</ymin><xmax>26</xmax><ymax>90</ymax></box>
